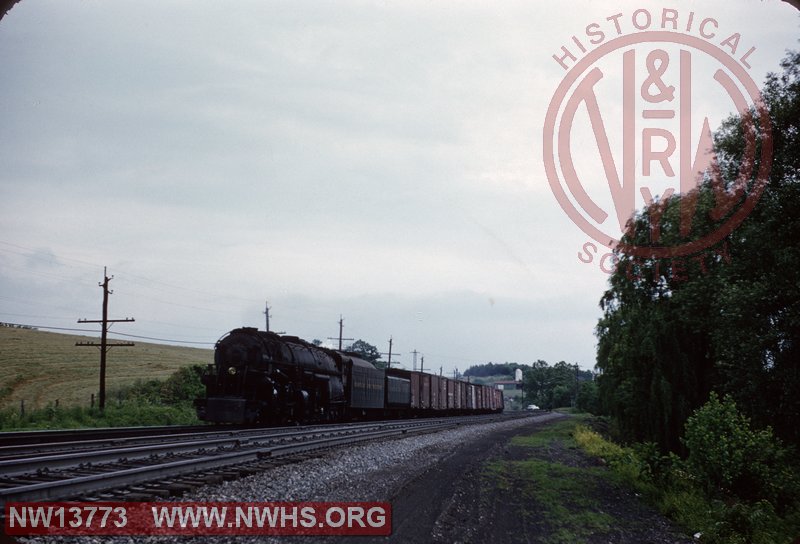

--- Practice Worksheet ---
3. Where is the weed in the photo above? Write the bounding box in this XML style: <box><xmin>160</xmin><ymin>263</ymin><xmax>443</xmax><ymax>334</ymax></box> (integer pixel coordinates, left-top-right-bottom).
<box><xmin>572</xmin><ymin>421</ymin><xmax>800</xmax><ymax>544</ymax></box>
<box><xmin>484</xmin><ymin>417</ymin><xmax>615</xmax><ymax>543</ymax></box>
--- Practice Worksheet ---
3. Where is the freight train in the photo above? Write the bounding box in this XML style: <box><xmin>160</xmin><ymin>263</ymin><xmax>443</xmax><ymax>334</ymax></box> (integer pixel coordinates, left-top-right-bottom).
<box><xmin>196</xmin><ymin>327</ymin><xmax>503</xmax><ymax>424</ymax></box>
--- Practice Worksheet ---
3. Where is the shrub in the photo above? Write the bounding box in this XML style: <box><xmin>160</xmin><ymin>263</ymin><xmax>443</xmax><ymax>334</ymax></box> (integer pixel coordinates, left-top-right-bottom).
<box><xmin>160</xmin><ymin>365</ymin><xmax>205</xmax><ymax>404</ymax></box>
<box><xmin>683</xmin><ymin>392</ymin><xmax>798</xmax><ymax>506</ymax></box>
<box><xmin>574</xmin><ymin>414</ymin><xmax>800</xmax><ymax>544</ymax></box>
<box><xmin>0</xmin><ymin>365</ymin><xmax>206</xmax><ymax>430</ymax></box>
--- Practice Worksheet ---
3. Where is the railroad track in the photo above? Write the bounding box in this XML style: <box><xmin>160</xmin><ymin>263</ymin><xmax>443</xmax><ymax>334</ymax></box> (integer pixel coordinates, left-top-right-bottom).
<box><xmin>0</xmin><ymin>414</ymin><xmax>520</xmax><ymax>508</ymax></box>
<box><xmin>0</xmin><ymin>423</ymin><xmax>306</xmax><ymax>461</ymax></box>
<box><xmin>0</xmin><ymin>424</ymin><xmax>225</xmax><ymax>447</ymax></box>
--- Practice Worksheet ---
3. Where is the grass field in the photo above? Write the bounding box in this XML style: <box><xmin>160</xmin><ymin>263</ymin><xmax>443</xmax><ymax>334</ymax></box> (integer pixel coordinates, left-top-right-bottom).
<box><xmin>0</xmin><ymin>326</ymin><xmax>213</xmax><ymax>411</ymax></box>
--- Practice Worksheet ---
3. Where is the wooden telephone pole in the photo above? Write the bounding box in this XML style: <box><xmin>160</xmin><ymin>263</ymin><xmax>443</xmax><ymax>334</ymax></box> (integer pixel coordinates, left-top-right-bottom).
<box><xmin>380</xmin><ymin>336</ymin><xmax>401</xmax><ymax>369</ymax></box>
<box><xmin>76</xmin><ymin>267</ymin><xmax>134</xmax><ymax>410</ymax></box>
<box><xmin>410</xmin><ymin>349</ymin><xmax>420</xmax><ymax>371</ymax></box>
<box><xmin>262</xmin><ymin>300</ymin><xmax>285</xmax><ymax>334</ymax></box>
<box><xmin>327</xmin><ymin>315</ymin><xmax>354</xmax><ymax>351</ymax></box>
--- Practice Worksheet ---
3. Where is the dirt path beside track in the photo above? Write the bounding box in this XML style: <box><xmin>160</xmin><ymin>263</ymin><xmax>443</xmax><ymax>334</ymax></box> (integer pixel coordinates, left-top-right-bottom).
<box><xmin>384</xmin><ymin>413</ymin><xmax>692</xmax><ymax>544</ymax></box>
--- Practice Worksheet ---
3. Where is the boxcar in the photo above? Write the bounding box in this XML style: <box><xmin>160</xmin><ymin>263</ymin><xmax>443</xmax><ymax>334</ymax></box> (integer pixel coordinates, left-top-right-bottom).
<box><xmin>420</xmin><ymin>373</ymin><xmax>431</xmax><ymax>410</ymax></box>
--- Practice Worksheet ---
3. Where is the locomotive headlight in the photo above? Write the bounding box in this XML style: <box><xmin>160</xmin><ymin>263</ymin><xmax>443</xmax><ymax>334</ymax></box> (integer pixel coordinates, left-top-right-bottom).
<box><xmin>227</xmin><ymin>366</ymin><xmax>237</xmax><ymax>376</ymax></box>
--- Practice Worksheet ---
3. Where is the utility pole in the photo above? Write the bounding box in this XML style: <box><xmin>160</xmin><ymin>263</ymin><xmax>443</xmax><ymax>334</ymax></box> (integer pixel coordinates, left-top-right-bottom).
<box><xmin>76</xmin><ymin>267</ymin><xmax>134</xmax><ymax>411</ymax></box>
<box><xmin>327</xmin><ymin>315</ymin><xmax>354</xmax><ymax>351</ymax></box>
<box><xmin>380</xmin><ymin>336</ymin><xmax>401</xmax><ymax>369</ymax></box>
<box><xmin>420</xmin><ymin>355</ymin><xmax>424</xmax><ymax>373</ymax></box>
<box><xmin>410</xmin><ymin>349</ymin><xmax>419</xmax><ymax>371</ymax></box>
<box><xmin>262</xmin><ymin>301</ymin><xmax>285</xmax><ymax>334</ymax></box>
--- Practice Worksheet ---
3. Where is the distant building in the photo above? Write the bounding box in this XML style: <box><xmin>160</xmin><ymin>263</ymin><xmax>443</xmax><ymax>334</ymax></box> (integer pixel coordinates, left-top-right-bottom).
<box><xmin>493</xmin><ymin>379</ymin><xmax>523</xmax><ymax>407</ymax></box>
<box><xmin>493</xmin><ymin>380</ymin><xmax>522</xmax><ymax>391</ymax></box>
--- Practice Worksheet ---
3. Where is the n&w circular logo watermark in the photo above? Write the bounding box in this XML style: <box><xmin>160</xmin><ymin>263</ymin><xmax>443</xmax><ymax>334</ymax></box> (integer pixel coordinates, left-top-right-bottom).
<box><xmin>543</xmin><ymin>8</ymin><xmax>773</xmax><ymax>273</ymax></box>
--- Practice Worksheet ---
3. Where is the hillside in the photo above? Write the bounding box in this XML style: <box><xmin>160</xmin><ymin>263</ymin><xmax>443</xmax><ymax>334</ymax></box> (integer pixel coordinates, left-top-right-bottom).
<box><xmin>0</xmin><ymin>326</ymin><xmax>213</xmax><ymax>411</ymax></box>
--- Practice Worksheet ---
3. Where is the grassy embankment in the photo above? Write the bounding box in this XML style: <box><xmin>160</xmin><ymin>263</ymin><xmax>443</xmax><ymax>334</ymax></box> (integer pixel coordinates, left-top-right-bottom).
<box><xmin>485</xmin><ymin>415</ymin><xmax>800</xmax><ymax>544</ymax></box>
<box><xmin>0</xmin><ymin>327</ymin><xmax>212</xmax><ymax>429</ymax></box>
<box><xmin>484</xmin><ymin>416</ymin><xmax>616</xmax><ymax>543</ymax></box>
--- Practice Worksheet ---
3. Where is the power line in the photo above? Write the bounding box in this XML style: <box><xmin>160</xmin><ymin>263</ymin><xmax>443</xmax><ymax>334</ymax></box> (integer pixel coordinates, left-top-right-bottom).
<box><xmin>114</xmin><ymin>271</ymin><xmax>257</xmax><ymax>304</ymax></box>
<box><xmin>117</xmin><ymin>291</ymin><xmax>233</xmax><ymax>314</ymax></box>
<box><xmin>0</xmin><ymin>322</ymin><xmax>100</xmax><ymax>334</ymax></box>
<box><xmin>423</xmin><ymin>351</ymin><xmax>494</xmax><ymax>364</ymax></box>
<box><xmin>108</xmin><ymin>331</ymin><xmax>215</xmax><ymax>345</ymax></box>
<box><xmin>0</xmin><ymin>240</ymin><xmax>260</xmax><ymax>308</ymax></box>
<box><xmin>0</xmin><ymin>261</ymin><xmax>98</xmax><ymax>285</ymax></box>
<box><xmin>0</xmin><ymin>294</ymin><xmax>98</xmax><ymax>317</ymax></box>
<box><xmin>1</xmin><ymin>321</ymin><xmax>216</xmax><ymax>346</ymax></box>
<box><xmin>0</xmin><ymin>312</ymin><xmax>78</xmax><ymax>321</ymax></box>
<box><xmin>0</xmin><ymin>240</ymin><xmax>100</xmax><ymax>268</ymax></box>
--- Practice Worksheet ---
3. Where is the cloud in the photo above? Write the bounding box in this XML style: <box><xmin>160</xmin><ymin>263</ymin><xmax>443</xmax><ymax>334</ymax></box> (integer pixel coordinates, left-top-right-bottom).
<box><xmin>1</xmin><ymin>0</ymin><xmax>797</xmax><ymax>374</ymax></box>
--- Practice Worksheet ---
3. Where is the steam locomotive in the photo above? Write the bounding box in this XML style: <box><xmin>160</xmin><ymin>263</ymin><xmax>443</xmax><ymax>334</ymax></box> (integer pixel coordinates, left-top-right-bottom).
<box><xmin>196</xmin><ymin>327</ymin><xmax>503</xmax><ymax>424</ymax></box>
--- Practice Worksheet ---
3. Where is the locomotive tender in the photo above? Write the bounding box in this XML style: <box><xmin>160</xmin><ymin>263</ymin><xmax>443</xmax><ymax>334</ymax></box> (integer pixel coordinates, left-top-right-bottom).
<box><xmin>196</xmin><ymin>327</ymin><xmax>504</xmax><ymax>424</ymax></box>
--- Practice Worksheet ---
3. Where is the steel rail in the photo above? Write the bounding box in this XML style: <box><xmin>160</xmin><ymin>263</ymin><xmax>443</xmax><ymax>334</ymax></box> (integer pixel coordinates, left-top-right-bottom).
<box><xmin>0</xmin><ymin>419</ymin><xmax>444</xmax><ymax>473</ymax></box>
<box><xmin>0</xmin><ymin>413</ymin><xmax>518</xmax><ymax>450</ymax></box>
<box><xmin>0</xmin><ymin>420</ymin><xmax>459</xmax><ymax>506</ymax></box>
<box><xmin>0</xmin><ymin>425</ymin><xmax>223</xmax><ymax>447</ymax></box>
<box><xmin>0</xmin><ymin>415</ymin><xmax>503</xmax><ymax>461</ymax></box>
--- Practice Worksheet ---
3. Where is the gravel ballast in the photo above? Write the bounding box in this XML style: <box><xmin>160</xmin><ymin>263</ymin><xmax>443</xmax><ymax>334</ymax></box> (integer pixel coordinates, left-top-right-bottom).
<box><xmin>14</xmin><ymin>413</ymin><xmax>697</xmax><ymax>544</ymax></box>
<box><xmin>17</xmin><ymin>414</ymin><xmax>557</xmax><ymax>544</ymax></box>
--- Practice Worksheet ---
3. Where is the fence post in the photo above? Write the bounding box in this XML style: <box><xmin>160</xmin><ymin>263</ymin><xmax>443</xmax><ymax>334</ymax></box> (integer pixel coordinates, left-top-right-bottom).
<box><xmin>20</xmin><ymin>399</ymin><xmax>25</xmax><ymax>417</ymax></box>
<box><xmin>91</xmin><ymin>393</ymin><xmax>95</xmax><ymax>408</ymax></box>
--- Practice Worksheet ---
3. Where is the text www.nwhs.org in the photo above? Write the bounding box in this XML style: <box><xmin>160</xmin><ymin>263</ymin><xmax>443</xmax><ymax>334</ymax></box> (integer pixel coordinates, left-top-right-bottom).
<box><xmin>4</xmin><ymin>502</ymin><xmax>392</xmax><ymax>536</ymax></box>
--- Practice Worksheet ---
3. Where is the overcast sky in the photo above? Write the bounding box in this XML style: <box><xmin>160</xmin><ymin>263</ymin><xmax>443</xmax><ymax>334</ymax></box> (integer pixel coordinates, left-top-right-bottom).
<box><xmin>1</xmin><ymin>1</ymin><xmax>797</xmax><ymax>374</ymax></box>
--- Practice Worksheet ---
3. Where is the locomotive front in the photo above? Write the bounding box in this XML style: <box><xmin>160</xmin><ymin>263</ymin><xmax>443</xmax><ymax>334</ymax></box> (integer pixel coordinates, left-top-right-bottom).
<box><xmin>196</xmin><ymin>327</ymin><xmax>346</xmax><ymax>424</ymax></box>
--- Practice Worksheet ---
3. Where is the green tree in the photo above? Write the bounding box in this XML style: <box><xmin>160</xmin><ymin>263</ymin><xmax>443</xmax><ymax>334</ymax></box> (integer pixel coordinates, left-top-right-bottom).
<box><xmin>345</xmin><ymin>339</ymin><xmax>381</xmax><ymax>364</ymax></box>
<box><xmin>551</xmin><ymin>361</ymin><xmax>578</xmax><ymax>408</ymax></box>
<box><xmin>576</xmin><ymin>381</ymin><xmax>600</xmax><ymax>414</ymax></box>
<box><xmin>595</xmin><ymin>49</ymin><xmax>800</xmax><ymax>451</ymax></box>
<box><xmin>464</xmin><ymin>362</ymin><xmax>529</xmax><ymax>378</ymax></box>
<box><xmin>522</xmin><ymin>360</ymin><xmax>585</xmax><ymax>409</ymax></box>
<box><xmin>706</xmin><ymin>50</ymin><xmax>800</xmax><ymax>446</ymax></box>
<box><xmin>523</xmin><ymin>360</ymin><xmax>551</xmax><ymax>407</ymax></box>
